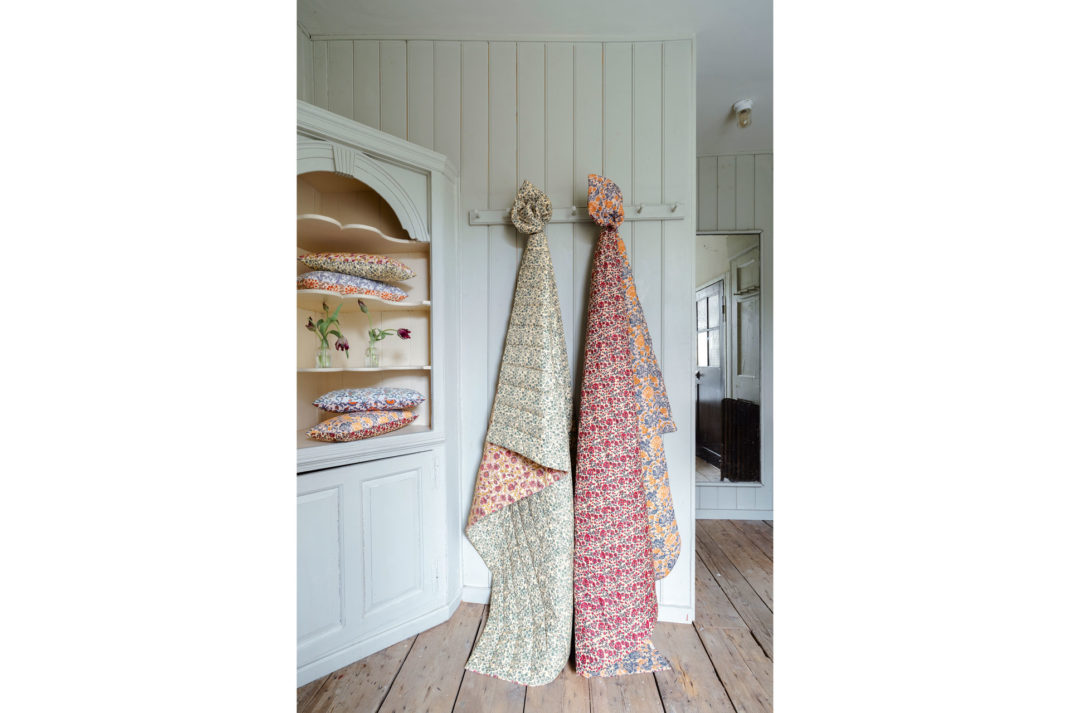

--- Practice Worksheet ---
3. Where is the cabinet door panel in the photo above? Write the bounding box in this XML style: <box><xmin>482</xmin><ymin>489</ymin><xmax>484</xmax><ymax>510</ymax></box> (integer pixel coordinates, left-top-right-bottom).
<box><xmin>363</xmin><ymin>469</ymin><xmax>423</xmax><ymax>611</ymax></box>
<box><xmin>297</xmin><ymin>449</ymin><xmax>441</xmax><ymax>668</ymax></box>
<box><xmin>296</xmin><ymin>487</ymin><xmax>343</xmax><ymax>645</ymax></box>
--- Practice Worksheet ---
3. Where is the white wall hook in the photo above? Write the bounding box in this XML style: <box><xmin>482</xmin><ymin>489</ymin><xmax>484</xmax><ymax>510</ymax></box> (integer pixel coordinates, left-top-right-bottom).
<box><xmin>671</xmin><ymin>202</ymin><xmax>680</xmax><ymax>212</ymax></box>
<box><xmin>570</xmin><ymin>206</ymin><xmax>577</xmax><ymax>216</ymax></box>
<box><xmin>473</xmin><ymin>210</ymin><xmax>480</xmax><ymax>220</ymax></box>
<box><xmin>637</xmin><ymin>204</ymin><xmax>645</xmax><ymax>214</ymax></box>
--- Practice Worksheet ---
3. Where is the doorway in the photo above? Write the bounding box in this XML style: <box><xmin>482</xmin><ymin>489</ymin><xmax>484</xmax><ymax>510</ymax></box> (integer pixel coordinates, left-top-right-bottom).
<box><xmin>696</xmin><ymin>279</ymin><xmax>726</xmax><ymax>472</ymax></box>
<box><xmin>695</xmin><ymin>233</ymin><xmax>761</xmax><ymax>484</ymax></box>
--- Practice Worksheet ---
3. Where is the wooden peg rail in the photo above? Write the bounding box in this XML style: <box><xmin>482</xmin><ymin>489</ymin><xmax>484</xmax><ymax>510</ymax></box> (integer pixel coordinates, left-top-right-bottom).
<box><xmin>467</xmin><ymin>203</ymin><xmax>686</xmax><ymax>226</ymax></box>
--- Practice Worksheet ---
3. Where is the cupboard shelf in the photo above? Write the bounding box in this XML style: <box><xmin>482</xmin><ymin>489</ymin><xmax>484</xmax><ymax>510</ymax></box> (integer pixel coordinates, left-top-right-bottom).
<box><xmin>298</xmin><ymin>214</ymin><xmax>430</xmax><ymax>254</ymax></box>
<box><xmin>296</xmin><ymin>289</ymin><xmax>430</xmax><ymax>313</ymax></box>
<box><xmin>297</xmin><ymin>366</ymin><xmax>432</xmax><ymax>373</ymax></box>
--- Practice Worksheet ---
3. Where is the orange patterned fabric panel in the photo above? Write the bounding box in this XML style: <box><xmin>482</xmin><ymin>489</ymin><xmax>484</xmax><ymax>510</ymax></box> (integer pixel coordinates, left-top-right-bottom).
<box><xmin>615</xmin><ymin>236</ymin><xmax>681</xmax><ymax>579</ymax></box>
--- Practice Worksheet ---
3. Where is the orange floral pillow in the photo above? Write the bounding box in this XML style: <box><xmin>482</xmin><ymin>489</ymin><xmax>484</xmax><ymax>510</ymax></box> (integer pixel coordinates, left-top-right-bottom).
<box><xmin>305</xmin><ymin>410</ymin><xmax>416</xmax><ymax>442</ymax></box>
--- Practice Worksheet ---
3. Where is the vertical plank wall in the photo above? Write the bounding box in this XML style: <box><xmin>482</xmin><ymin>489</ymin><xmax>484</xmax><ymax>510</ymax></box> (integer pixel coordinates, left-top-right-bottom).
<box><xmin>696</xmin><ymin>153</ymin><xmax>774</xmax><ymax>519</ymax></box>
<box><xmin>302</xmin><ymin>38</ymin><xmax>697</xmax><ymax>621</ymax></box>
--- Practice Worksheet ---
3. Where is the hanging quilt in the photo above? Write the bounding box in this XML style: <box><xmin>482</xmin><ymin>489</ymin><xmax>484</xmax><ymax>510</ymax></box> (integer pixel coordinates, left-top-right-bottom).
<box><xmin>573</xmin><ymin>174</ymin><xmax>681</xmax><ymax>678</ymax></box>
<box><xmin>464</xmin><ymin>181</ymin><xmax>574</xmax><ymax>686</ymax></box>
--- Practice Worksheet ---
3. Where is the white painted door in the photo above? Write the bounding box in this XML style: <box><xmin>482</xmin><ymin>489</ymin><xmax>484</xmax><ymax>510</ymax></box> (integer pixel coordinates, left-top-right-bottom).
<box><xmin>729</xmin><ymin>246</ymin><xmax>761</xmax><ymax>403</ymax></box>
<box><xmin>297</xmin><ymin>449</ymin><xmax>441</xmax><ymax>668</ymax></box>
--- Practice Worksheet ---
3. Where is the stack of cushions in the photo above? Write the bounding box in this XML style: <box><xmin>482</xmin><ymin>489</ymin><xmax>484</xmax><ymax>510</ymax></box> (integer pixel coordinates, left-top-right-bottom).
<box><xmin>306</xmin><ymin>387</ymin><xmax>426</xmax><ymax>442</ymax></box>
<box><xmin>298</xmin><ymin>252</ymin><xmax>414</xmax><ymax>303</ymax></box>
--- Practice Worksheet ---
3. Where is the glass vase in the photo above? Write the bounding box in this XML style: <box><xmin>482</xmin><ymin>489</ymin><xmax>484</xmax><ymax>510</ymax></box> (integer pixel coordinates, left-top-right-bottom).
<box><xmin>364</xmin><ymin>342</ymin><xmax>380</xmax><ymax>368</ymax></box>
<box><xmin>315</xmin><ymin>343</ymin><xmax>332</xmax><ymax>369</ymax></box>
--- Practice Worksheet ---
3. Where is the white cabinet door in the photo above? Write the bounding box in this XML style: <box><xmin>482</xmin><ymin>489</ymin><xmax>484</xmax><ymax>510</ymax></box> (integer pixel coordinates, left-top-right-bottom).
<box><xmin>296</xmin><ymin>449</ymin><xmax>441</xmax><ymax>668</ymax></box>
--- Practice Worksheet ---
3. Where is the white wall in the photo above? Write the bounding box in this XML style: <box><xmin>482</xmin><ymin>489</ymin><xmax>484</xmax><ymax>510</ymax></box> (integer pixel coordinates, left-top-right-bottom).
<box><xmin>697</xmin><ymin>233</ymin><xmax>759</xmax><ymax>288</ymax></box>
<box><xmin>696</xmin><ymin>152</ymin><xmax>773</xmax><ymax>519</ymax></box>
<box><xmin>300</xmin><ymin>38</ymin><xmax>698</xmax><ymax>621</ymax></box>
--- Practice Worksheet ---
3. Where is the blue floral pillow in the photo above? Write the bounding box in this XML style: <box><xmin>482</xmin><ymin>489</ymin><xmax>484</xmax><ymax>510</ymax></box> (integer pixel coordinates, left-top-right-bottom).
<box><xmin>314</xmin><ymin>387</ymin><xmax>426</xmax><ymax>413</ymax></box>
<box><xmin>297</xmin><ymin>271</ymin><xmax>408</xmax><ymax>302</ymax></box>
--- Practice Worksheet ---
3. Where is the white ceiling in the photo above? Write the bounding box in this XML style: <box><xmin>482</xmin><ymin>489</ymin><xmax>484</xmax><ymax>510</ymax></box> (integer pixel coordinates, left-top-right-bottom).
<box><xmin>297</xmin><ymin>0</ymin><xmax>772</xmax><ymax>156</ymax></box>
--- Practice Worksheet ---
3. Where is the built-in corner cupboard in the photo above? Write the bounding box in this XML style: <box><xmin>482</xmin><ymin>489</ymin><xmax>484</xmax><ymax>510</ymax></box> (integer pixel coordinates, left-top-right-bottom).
<box><xmin>296</xmin><ymin>101</ymin><xmax>461</xmax><ymax>685</ymax></box>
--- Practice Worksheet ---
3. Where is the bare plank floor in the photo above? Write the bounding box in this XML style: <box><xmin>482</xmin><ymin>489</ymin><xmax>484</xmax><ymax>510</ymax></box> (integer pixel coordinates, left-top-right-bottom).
<box><xmin>298</xmin><ymin>519</ymin><xmax>773</xmax><ymax>713</ymax></box>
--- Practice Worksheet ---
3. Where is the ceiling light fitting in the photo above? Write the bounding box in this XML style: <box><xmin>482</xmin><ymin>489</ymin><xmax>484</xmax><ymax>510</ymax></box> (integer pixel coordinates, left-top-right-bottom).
<box><xmin>733</xmin><ymin>99</ymin><xmax>753</xmax><ymax>128</ymax></box>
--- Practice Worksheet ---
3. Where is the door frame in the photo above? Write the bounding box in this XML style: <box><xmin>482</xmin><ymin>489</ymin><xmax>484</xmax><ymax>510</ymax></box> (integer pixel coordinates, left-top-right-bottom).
<box><xmin>695</xmin><ymin>274</ymin><xmax>729</xmax><ymax>466</ymax></box>
<box><xmin>694</xmin><ymin>229</ymin><xmax>771</xmax><ymax>495</ymax></box>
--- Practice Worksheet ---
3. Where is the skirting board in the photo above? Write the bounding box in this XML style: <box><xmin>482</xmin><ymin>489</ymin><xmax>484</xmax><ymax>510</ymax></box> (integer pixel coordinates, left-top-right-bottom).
<box><xmin>461</xmin><ymin>585</ymin><xmax>490</xmax><ymax>604</ymax></box>
<box><xmin>297</xmin><ymin>591</ymin><xmax>463</xmax><ymax>686</ymax></box>
<box><xmin>696</xmin><ymin>509</ymin><xmax>773</xmax><ymax>520</ymax></box>
<box><xmin>465</xmin><ymin>586</ymin><xmax>694</xmax><ymax>624</ymax></box>
<box><xmin>657</xmin><ymin>603</ymin><xmax>695</xmax><ymax>624</ymax></box>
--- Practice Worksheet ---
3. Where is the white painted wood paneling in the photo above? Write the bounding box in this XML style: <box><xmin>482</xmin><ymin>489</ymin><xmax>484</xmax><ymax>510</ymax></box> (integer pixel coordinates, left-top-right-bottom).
<box><xmin>353</xmin><ymin>40</ymin><xmax>380</xmax><ymax>129</ymax></box>
<box><xmin>735</xmin><ymin>154</ymin><xmax>755</xmax><ymax>229</ymax></box>
<box><xmin>432</xmin><ymin>42</ymin><xmax>461</xmax><ymax>168</ymax></box>
<box><xmin>326</xmin><ymin>40</ymin><xmax>355</xmax><ymax>120</ymax></box>
<box><xmin>695</xmin><ymin>151</ymin><xmax>774</xmax><ymax>518</ymax></box>
<box><xmin>487</xmin><ymin>41</ymin><xmax>519</xmax><ymax>396</ymax></box>
<box><xmin>406</xmin><ymin>41</ymin><xmax>434</xmax><ymax>149</ymax></box>
<box><xmin>309</xmin><ymin>37</ymin><xmax>697</xmax><ymax>618</ymax></box>
<box><xmin>312</xmin><ymin>41</ymin><xmax>328</xmax><ymax>109</ymax></box>
<box><xmin>379</xmin><ymin>40</ymin><xmax>407</xmax><ymax>138</ymax></box>
<box><xmin>572</xmin><ymin>42</ymin><xmax>602</xmax><ymax>391</ymax></box>
<box><xmin>603</xmin><ymin>43</ymin><xmax>633</xmax><ymax>260</ymax></box>
<box><xmin>544</xmin><ymin>42</ymin><xmax>576</xmax><ymax>379</ymax></box>
<box><xmin>457</xmin><ymin>40</ymin><xmax>490</xmax><ymax>592</ymax></box>
<box><xmin>716</xmin><ymin>155</ymin><xmax>736</xmax><ymax>230</ymax></box>
<box><xmin>658</xmin><ymin>39</ymin><xmax>697</xmax><ymax>613</ymax></box>
<box><xmin>298</xmin><ymin>27</ymin><xmax>314</xmax><ymax>102</ymax></box>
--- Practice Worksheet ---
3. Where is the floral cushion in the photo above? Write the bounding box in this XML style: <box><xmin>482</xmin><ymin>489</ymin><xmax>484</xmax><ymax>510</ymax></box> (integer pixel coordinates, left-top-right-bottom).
<box><xmin>314</xmin><ymin>387</ymin><xmax>425</xmax><ymax>413</ymax></box>
<box><xmin>297</xmin><ymin>271</ymin><xmax>408</xmax><ymax>302</ymax></box>
<box><xmin>299</xmin><ymin>252</ymin><xmax>416</xmax><ymax>283</ymax></box>
<box><xmin>305</xmin><ymin>410</ymin><xmax>416</xmax><ymax>442</ymax></box>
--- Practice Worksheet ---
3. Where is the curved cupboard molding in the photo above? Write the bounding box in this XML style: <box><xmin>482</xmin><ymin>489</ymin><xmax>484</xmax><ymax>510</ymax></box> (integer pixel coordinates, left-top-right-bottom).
<box><xmin>297</xmin><ymin>137</ymin><xmax>429</xmax><ymax>244</ymax></box>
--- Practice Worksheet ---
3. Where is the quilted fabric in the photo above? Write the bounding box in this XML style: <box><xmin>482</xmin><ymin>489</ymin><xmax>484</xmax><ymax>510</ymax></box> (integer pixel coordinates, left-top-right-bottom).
<box><xmin>573</xmin><ymin>174</ymin><xmax>679</xmax><ymax>678</ymax></box>
<box><xmin>296</xmin><ymin>271</ymin><xmax>408</xmax><ymax>302</ymax></box>
<box><xmin>464</xmin><ymin>181</ymin><xmax>574</xmax><ymax>686</ymax></box>
<box><xmin>484</xmin><ymin>181</ymin><xmax>570</xmax><ymax>473</ymax></box>
<box><xmin>305</xmin><ymin>410</ymin><xmax>416</xmax><ymax>442</ymax></box>
<box><xmin>299</xmin><ymin>252</ymin><xmax>416</xmax><ymax>283</ymax></box>
<box><xmin>313</xmin><ymin>387</ymin><xmax>425</xmax><ymax>413</ymax></box>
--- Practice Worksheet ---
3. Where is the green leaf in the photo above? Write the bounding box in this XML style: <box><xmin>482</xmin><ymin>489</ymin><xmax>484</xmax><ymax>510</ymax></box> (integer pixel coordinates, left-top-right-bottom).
<box><xmin>328</xmin><ymin>302</ymin><xmax>342</xmax><ymax>321</ymax></box>
<box><xmin>327</xmin><ymin>329</ymin><xmax>343</xmax><ymax>339</ymax></box>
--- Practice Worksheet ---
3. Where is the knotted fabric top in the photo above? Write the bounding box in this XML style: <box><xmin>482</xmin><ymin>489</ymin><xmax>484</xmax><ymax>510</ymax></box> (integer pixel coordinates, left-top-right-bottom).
<box><xmin>587</xmin><ymin>174</ymin><xmax>624</xmax><ymax>229</ymax></box>
<box><xmin>511</xmin><ymin>180</ymin><xmax>553</xmax><ymax>235</ymax></box>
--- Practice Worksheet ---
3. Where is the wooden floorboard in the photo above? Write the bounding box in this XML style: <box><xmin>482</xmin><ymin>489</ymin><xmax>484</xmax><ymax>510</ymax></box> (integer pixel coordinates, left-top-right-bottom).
<box><xmin>729</xmin><ymin>520</ymin><xmax>773</xmax><ymax>561</ymax></box>
<box><xmin>694</xmin><ymin>551</ymin><xmax>748</xmax><ymax>630</ymax></box>
<box><xmin>695</xmin><ymin>522</ymin><xmax>773</xmax><ymax>658</ymax></box>
<box><xmin>523</xmin><ymin>659</ymin><xmax>590</xmax><ymax>713</ymax></box>
<box><xmin>651</xmin><ymin>622</ymin><xmax>736</xmax><ymax>713</ymax></box>
<box><xmin>702</xmin><ymin>520</ymin><xmax>773</xmax><ymax>610</ymax></box>
<box><xmin>693</xmin><ymin>626</ymin><xmax>772</xmax><ymax>713</ymax></box>
<box><xmin>721</xmin><ymin>628</ymin><xmax>772</xmax><ymax>700</ymax></box>
<box><xmin>589</xmin><ymin>673</ymin><xmax>664</xmax><ymax>713</ymax></box>
<box><xmin>454</xmin><ymin>606</ymin><xmax>527</xmax><ymax>713</ymax></box>
<box><xmin>298</xmin><ymin>636</ymin><xmax>414</xmax><ymax>713</ymax></box>
<box><xmin>378</xmin><ymin>602</ymin><xmax>484</xmax><ymax>713</ymax></box>
<box><xmin>297</xmin><ymin>520</ymin><xmax>773</xmax><ymax>712</ymax></box>
<box><xmin>297</xmin><ymin>677</ymin><xmax>327</xmax><ymax>710</ymax></box>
